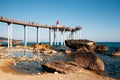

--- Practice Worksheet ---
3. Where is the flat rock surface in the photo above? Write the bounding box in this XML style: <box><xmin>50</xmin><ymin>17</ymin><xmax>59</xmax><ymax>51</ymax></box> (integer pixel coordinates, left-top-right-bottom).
<box><xmin>42</xmin><ymin>60</ymin><xmax>80</xmax><ymax>73</ymax></box>
<box><xmin>65</xmin><ymin>39</ymin><xmax>97</xmax><ymax>51</ymax></box>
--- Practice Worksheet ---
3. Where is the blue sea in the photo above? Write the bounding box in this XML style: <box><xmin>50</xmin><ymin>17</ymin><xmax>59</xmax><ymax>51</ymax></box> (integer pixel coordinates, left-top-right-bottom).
<box><xmin>1</xmin><ymin>42</ymin><xmax>120</xmax><ymax>79</ymax></box>
<box><xmin>96</xmin><ymin>42</ymin><xmax>120</xmax><ymax>79</ymax></box>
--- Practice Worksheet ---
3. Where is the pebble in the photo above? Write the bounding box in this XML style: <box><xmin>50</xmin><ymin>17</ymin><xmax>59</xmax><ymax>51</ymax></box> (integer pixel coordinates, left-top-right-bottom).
<box><xmin>54</xmin><ymin>72</ymin><xmax>59</xmax><ymax>74</ymax></box>
<box><xmin>37</xmin><ymin>72</ymin><xmax>41</xmax><ymax>75</ymax></box>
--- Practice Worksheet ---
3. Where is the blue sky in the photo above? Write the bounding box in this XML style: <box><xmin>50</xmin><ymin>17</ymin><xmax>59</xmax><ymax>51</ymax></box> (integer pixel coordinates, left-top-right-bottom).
<box><xmin>0</xmin><ymin>0</ymin><xmax>120</xmax><ymax>42</ymax></box>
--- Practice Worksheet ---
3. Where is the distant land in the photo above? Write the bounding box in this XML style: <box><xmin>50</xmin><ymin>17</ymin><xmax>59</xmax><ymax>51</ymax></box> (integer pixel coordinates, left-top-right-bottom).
<box><xmin>0</xmin><ymin>37</ymin><xmax>22</xmax><ymax>42</ymax></box>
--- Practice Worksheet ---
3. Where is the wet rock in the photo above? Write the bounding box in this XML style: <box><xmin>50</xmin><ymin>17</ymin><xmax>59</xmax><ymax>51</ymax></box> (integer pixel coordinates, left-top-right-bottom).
<box><xmin>112</xmin><ymin>48</ymin><xmax>120</xmax><ymax>56</ymax></box>
<box><xmin>95</xmin><ymin>45</ymin><xmax>109</xmax><ymax>53</ymax></box>
<box><xmin>42</xmin><ymin>60</ymin><xmax>80</xmax><ymax>73</ymax></box>
<box><xmin>74</xmin><ymin>51</ymin><xmax>105</xmax><ymax>71</ymax></box>
<box><xmin>65</xmin><ymin>50</ymin><xmax>72</xmax><ymax>55</ymax></box>
<box><xmin>42</xmin><ymin>49</ymin><xmax>57</xmax><ymax>55</ymax></box>
<box><xmin>65</xmin><ymin>39</ymin><xmax>97</xmax><ymax>51</ymax></box>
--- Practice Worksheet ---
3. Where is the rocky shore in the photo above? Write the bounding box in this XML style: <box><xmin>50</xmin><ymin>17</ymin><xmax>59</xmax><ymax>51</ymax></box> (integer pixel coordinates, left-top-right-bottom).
<box><xmin>0</xmin><ymin>40</ymin><xmax>118</xmax><ymax>80</ymax></box>
<box><xmin>0</xmin><ymin>59</ymin><xmax>115</xmax><ymax>80</ymax></box>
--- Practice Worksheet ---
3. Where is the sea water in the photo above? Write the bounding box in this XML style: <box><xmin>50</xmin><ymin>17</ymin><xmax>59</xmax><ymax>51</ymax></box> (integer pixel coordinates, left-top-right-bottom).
<box><xmin>96</xmin><ymin>42</ymin><xmax>120</xmax><ymax>79</ymax></box>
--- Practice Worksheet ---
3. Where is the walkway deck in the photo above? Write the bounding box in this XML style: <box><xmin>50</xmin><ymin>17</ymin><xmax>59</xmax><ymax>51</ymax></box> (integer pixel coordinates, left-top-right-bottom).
<box><xmin>0</xmin><ymin>16</ymin><xmax>82</xmax><ymax>31</ymax></box>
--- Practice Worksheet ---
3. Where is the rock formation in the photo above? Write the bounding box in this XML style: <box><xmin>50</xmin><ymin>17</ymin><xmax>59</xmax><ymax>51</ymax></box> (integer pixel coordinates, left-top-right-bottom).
<box><xmin>74</xmin><ymin>51</ymin><xmax>105</xmax><ymax>71</ymax></box>
<box><xmin>65</xmin><ymin>39</ymin><xmax>97</xmax><ymax>51</ymax></box>
<box><xmin>95</xmin><ymin>45</ymin><xmax>109</xmax><ymax>53</ymax></box>
<box><xmin>112</xmin><ymin>48</ymin><xmax>120</xmax><ymax>56</ymax></box>
<box><xmin>65</xmin><ymin>39</ymin><xmax>105</xmax><ymax>71</ymax></box>
<box><xmin>42</xmin><ymin>60</ymin><xmax>80</xmax><ymax>73</ymax></box>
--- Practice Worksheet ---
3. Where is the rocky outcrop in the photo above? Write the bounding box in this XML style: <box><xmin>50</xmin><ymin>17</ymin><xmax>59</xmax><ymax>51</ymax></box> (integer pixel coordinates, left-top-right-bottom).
<box><xmin>65</xmin><ymin>39</ymin><xmax>97</xmax><ymax>51</ymax></box>
<box><xmin>12</xmin><ymin>40</ymin><xmax>20</xmax><ymax>45</ymax></box>
<box><xmin>74</xmin><ymin>51</ymin><xmax>105</xmax><ymax>71</ymax></box>
<box><xmin>30</xmin><ymin>44</ymin><xmax>50</xmax><ymax>50</ymax></box>
<box><xmin>112</xmin><ymin>48</ymin><xmax>120</xmax><ymax>56</ymax></box>
<box><xmin>95</xmin><ymin>45</ymin><xmax>109</xmax><ymax>53</ymax></box>
<box><xmin>42</xmin><ymin>60</ymin><xmax>80</xmax><ymax>73</ymax></box>
<box><xmin>42</xmin><ymin>51</ymin><xmax>105</xmax><ymax>73</ymax></box>
<box><xmin>65</xmin><ymin>39</ymin><xmax>104</xmax><ymax>71</ymax></box>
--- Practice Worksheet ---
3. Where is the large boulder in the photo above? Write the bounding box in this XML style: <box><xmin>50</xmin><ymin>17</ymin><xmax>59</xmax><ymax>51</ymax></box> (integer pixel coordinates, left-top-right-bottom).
<box><xmin>42</xmin><ymin>60</ymin><xmax>80</xmax><ymax>73</ymax></box>
<box><xmin>74</xmin><ymin>51</ymin><xmax>105</xmax><ymax>71</ymax></box>
<box><xmin>65</xmin><ymin>39</ymin><xmax>97</xmax><ymax>51</ymax></box>
<box><xmin>95</xmin><ymin>45</ymin><xmax>109</xmax><ymax>53</ymax></box>
<box><xmin>112</xmin><ymin>48</ymin><xmax>120</xmax><ymax>56</ymax></box>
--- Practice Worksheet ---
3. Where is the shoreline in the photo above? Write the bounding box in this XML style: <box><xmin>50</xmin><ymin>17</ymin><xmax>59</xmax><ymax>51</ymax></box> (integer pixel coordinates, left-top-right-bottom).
<box><xmin>0</xmin><ymin>59</ymin><xmax>115</xmax><ymax>80</ymax></box>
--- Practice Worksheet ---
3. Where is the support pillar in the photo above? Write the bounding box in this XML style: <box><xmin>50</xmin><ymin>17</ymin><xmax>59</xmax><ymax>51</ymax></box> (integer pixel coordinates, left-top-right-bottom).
<box><xmin>49</xmin><ymin>28</ymin><xmax>52</xmax><ymax>46</ymax></box>
<box><xmin>53</xmin><ymin>29</ymin><xmax>56</xmax><ymax>46</ymax></box>
<box><xmin>37</xmin><ymin>27</ymin><xmax>39</xmax><ymax>44</ymax></box>
<box><xmin>61</xmin><ymin>31</ymin><xmax>63</xmax><ymax>46</ymax></box>
<box><xmin>63</xmin><ymin>29</ymin><xmax>65</xmax><ymax>46</ymax></box>
<box><xmin>10</xmin><ymin>23</ymin><xmax>12</xmax><ymax>47</ymax></box>
<box><xmin>8</xmin><ymin>23</ymin><xmax>12</xmax><ymax>48</ymax></box>
<box><xmin>73</xmin><ymin>31</ymin><xmax>75</xmax><ymax>40</ymax></box>
<box><xmin>66</xmin><ymin>31</ymin><xmax>68</xmax><ymax>40</ymax></box>
<box><xmin>8</xmin><ymin>23</ymin><xmax>10</xmax><ymax>48</ymax></box>
<box><xmin>74</xmin><ymin>31</ymin><xmax>77</xmax><ymax>40</ymax></box>
<box><xmin>68</xmin><ymin>31</ymin><xmax>71</xmax><ymax>40</ymax></box>
<box><xmin>24</xmin><ymin>26</ymin><xmax>27</xmax><ymax>46</ymax></box>
<box><xmin>71</xmin><ymin>31</ymin><xmax>73</xmax><ymax>40</ymax></box>
<box><xmin>56</xmin><ymin>28</ymin><xmax>59</xmax><ymax>46</ymax></box>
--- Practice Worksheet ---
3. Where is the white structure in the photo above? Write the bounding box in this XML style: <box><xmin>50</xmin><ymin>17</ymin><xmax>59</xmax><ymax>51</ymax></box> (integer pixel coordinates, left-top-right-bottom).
<box><xmin>24</xmin><ymin>26</ymin><xmax>27</xmax><ymax>46</ymax></box>
<box><xmin>8</xmin><ymin>23</ymin><xmax>12</xmax><ymax>48</ymax></box>
<box><xmin>0</xmin><ymin>16</ymin><xmax>82</xmax><ymax>48</ymax></box>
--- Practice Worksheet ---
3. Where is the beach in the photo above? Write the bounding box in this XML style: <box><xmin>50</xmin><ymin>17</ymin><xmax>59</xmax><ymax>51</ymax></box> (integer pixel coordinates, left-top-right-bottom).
<box><xmin>0</xmin><ymin>59</ymin><xmax>115</xmax><ymax>80</ymax></box>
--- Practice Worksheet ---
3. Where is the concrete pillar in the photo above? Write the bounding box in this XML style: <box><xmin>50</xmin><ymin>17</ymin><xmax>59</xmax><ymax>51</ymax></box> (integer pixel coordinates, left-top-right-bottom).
<box><xmin>76</xmin><ymin>31</ymin><xmax>78</xmax><ymax>40</ymax></box>
<box><xmin>53</xmin><ymin>29</ymin><xmax>56</xmax><ymax>46</ymax></box>
<box><xmin>56</xmin><ymin>28</ymin><xmax>59</xmax><ymax>46</ymax></box>
<box><xmin>66</xmin><ymin>31</ymin><xmax>68</xmax><ymax>40</ymax></box>
<box><xmin>68</xmin><ymin>31</ymin><xmax>71</xmax><ymax>40</ymax></box>
<box><xmin>77</xmin><ymin>30</ymin><xmax>80</xmax><ymax>40</ymax></box>
<box><xmin>49</xmin><ymin>28</ymin><xmax>53</xmax><ymax>46</ymax></box>
<box><xmin>75</xmin><ymin>31</ymin><xmax>77</xmax><ymax>40</ymax></box>
<box><xmin>7</xmin><ymin>23</ymin><xmax>10</xmax><ymax>48</ymax></box>
<box><xmin>73</xmin><ymin>31</ymin><xmax>76</xmax><ymax>40</ymax></box>
<box><xmin>61</xmin><ymin>31</ymin><xmax>63</xmax><ymax>46</ymax></box>
<box><xmin>37</xmin><ymin>27</ymin><xmax>39</xmax><ymax>44</ymax></box>
<box><xmin>24</xmin><ymin>26</ymin><xmax>27</xmax><ymax>46</ymax></box>
<box><xmin>7</xmin><ymin>23</ymin><xmax>12</xmax><ymax>48</ymax></box>
<box><xmin>10</xmin><ymin>23</ymin><xmax>12</xmax><ymax>47</ymax></box>
<box><xmin>71</xmin><ymin>31</ymin><xmax>73</xmax><ymax>39</ymax></box>
<box><xmin>63</xmin><ymin>29</ymin><xmax>65</xmax><ymax>46</ymax></box>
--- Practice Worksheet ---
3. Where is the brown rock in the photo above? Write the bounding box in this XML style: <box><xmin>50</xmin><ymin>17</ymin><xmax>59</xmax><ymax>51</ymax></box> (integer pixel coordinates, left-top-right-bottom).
<box><xmin>12</xmin><ymin>41</ymin><xmax>20</xmax><ymax>45</ymax></box>
<box><xmin>42</xmin><ymin>49</ymin><xmax>57</xmax><ymax>55</ymax></box>
<box><xmin>42</xmin><ymin>60</ymin><xmax>80</xmax><ymax>73</ymax></box>
<box><xmin>65</xmin><ymin>39</ymin><xmax>97</xmax><ymax>51</ymax></box>
<box><xmin>30</xmin><ymin>44</ymin><xmax>50</xmax><ymax>50</ymax></box>
<box><xmin>74</xmin><ymin>51</ymin><xmax>105</xmax><ymax>71</ymax></box>
<box><xmin>95</xmin><ymin>45</ymin><xmax>109</xmax><ymax>53</ymax></box>
<box><xmin>112</xmin><ymin>48</ymin><xmax>120</xmax><ymax>56</ymax></box>
<box><xmin>65</xmin><ymin>50</ymin><xmax>72</xmax><ymax>55</ymax></box>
